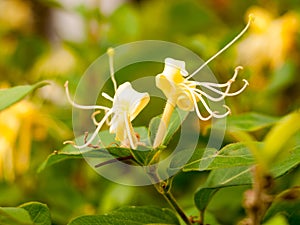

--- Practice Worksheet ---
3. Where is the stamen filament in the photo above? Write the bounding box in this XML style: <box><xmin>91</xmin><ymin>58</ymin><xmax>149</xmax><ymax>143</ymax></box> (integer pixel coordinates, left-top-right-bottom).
<box><xmin>225</xmin><ymin>79</ymin><xmax>249</xmax><ymax>96</ymax></box>
<box><xmin>124</xmin><ymin>112</ymin><xmax>136</xmax><ymax>149</ymax></box>
<box><xmin>194</xmin><ymin>91</ymin><xmax>230</xmax><ymax>118</ymax></box>
<box><xmin>64</xmin><ymin>81</ymin><xmax>110</xmax><ymax>111</ymax></box>
<box><xmin>197</xmin><ymin>86</ymin><xmax>231</xmax><ymax>100</ymax></box>
<box><xmin>91</xmin><ymin>110</ymin><xmax>101</xmax><ymax>125</ymax></box>
<box><xmin>186</xmin><ymin>15</ymin><xmax>254</xmax><ymax>80</ymax></box>
<box><xmin>190</xmin><ymin>66</ymin><xmax>248</xmax><ymax>101</ymax></box>
<box><xmin>102</xmin><ymin>92</ymin><xmax>114</xmax><ymax>102</ymax></box>
<box><xmin>72</xmin><ymin>109</ymin><xmax>113</xmax><ymax>149</ymax></box>
<box><xmin>107</xmin><ymin>48</ymin><xmax>118</xmax><ymax>92</ymax></box>
<box><xmin>188</xmin><ymin>88</ymin><xmax>212</xmax><ymax>121</ymax></box>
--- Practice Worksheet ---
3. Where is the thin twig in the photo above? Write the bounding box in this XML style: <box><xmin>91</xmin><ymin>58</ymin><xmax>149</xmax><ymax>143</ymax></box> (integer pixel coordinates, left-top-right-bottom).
<box><xmin>94</xmin><ymin>155</ymin><xmax>134</xmax><ymax>168</ymax></box>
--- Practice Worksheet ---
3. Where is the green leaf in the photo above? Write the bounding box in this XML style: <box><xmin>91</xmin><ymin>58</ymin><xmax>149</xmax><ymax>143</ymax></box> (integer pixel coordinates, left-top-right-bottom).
<box><xmin>0</xmin><ymin>207</ymin><xmax>33</xmax><ymax>225</ymax></box>
<box><xmin>263</xmin><ymin>214</ymin><xmax>289</xmax><ymax>225</ymax></box>
<box><xmin>262</xmin><ymin>111</ymin><xmax>300</xmax><ymax>166</ymax></box>
<box><xmin>0</xmin><ymin>81</ymin><xmax>49</xmax><ymax>111</ymax></box>
<box><xmin>174</xmin><ymin>142</ymin><xmax>260</xmax><ymax>172</ymax></box>
<box><xmin>264</xmin><ymin>187</ymin><xmax>300</xmax><ymax>225</ymax></box>
<box><xmin>68</xmin><ymin>206</ymin><xmax>180</xmax><ymax>225</ymax></box>
<box><xmin>20</xmin><ymin>202</ymin><xmax>51</xmax><ymax>225</ymax></box>
<box><xmin>267</xmin><ymin>60</ymin><xmax>296</xmax><ymax>93</ymax></box>
<box><xmin>149</xmin><ymin>116</ymin><xmax>160</xmax><ymax>145</ymax></box>
<box><xmin>164</xmin><ymin>109</ymin><xmax>188</xmax><ymax>145</ymax></box>
<box><xmin>38</xmin><ymin>127</ymin><xmax>153</xmax><ymax>172</ymax></box>
<box><xmin>214</xmin><ymin>112</ymin><xmax>279</xmax><ymax>132</ymax></box>
<box><xmin>38</xmin><ymin>145</ymin><xmax>132</xmax><ymax>173</ymax></box>
<box><xmin>194</xmin><ymin>145</ymin><xmax>300</xmax><ymax>212</ymax></box>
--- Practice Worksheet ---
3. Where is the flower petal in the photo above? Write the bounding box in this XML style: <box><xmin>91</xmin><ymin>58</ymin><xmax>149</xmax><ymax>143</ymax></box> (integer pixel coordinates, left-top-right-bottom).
<box><xmin>176</xmin><ymin>91</ymin><xmax>194</xmax><ymax>111</ymax></box>
<box><xmin>113</xmin><ymin>82</ymin><xmax>150</xmax><ymax>121</ymax></box>
<box><xmin>156</xmin><ymin>74</ymin><xmax>178</xmax><ymax>104</ymax></box>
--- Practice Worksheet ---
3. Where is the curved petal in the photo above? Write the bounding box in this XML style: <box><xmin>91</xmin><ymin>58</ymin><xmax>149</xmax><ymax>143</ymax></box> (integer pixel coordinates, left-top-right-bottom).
<box><xmin>112</xmin><ymin>82</ymin><xmax>150</xmax><ymax>121</ymax></box>
<box><xmin>162</xmin><ymin>58</ymin><xmax>188</xmax><ymax>82</ymax></box>
<box><xmin>176</xmin><ymin>91</ymin><xmax>194</xmax><ymax>111</ymax></box>
<box><xmin>156</xmin><ymin>74</ymin><xmax>178</xmax><ymax>104</ymax></box>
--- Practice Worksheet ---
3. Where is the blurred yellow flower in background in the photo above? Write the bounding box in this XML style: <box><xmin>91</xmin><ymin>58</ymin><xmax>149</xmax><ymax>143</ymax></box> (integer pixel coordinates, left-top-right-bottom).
<box><xmin>237</xmin><ymin>6</ymin><xmax>299</xmax><ymax>87</ymax></box>
<box><xmin>0</xmin><ymin>90</ymin><xmax>70</xmax><ymax>182</ymax></box>
<box><xmin>0</xmin><ymin>0</ymin><xmax>32</xmax><ymax>31</ymax></box>
<box><xmin>0</xmin><ymin>100</ymin><xmax>40</xmax><ymax>182</ymax></box>
<box><xmin>31</xmin><ymin>47</ymin><xmax>77</xmax><ymax>78</ymax></box>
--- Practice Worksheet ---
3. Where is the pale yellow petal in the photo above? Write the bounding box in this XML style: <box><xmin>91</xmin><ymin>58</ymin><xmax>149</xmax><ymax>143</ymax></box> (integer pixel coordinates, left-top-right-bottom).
<box><xmin>176</xmin><ymin>92</ymin><xmax>194</xmax><ymax>111</ymax></box>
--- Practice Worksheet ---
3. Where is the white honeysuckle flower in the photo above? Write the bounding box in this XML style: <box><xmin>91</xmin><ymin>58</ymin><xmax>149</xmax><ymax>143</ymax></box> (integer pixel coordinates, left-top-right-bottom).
<box><xmin>64</xmin><ymin>48</ymin><xmax>150</xmax><ymax>149</ymax></box>
<box><xmin>156</xmin><ymin>58</ymin><xmax>248</xmax><ymax>120</ymax></box>
<box><xmin>153</xmin><ymin>15</ymin><xmax>253</xmax><ymax>148</ymax></box>
<box><xmin>108</xmin><ymin>82</ymin><xmax>150</xmax><ymax>148</ymax></box>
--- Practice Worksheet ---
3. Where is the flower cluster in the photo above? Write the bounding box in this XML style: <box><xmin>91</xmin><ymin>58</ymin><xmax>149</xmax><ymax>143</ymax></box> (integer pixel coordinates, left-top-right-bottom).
<box><xmin>65</xmin><ymin>16</ymin><xmax>253</xmax><ymax>150</ymax></box>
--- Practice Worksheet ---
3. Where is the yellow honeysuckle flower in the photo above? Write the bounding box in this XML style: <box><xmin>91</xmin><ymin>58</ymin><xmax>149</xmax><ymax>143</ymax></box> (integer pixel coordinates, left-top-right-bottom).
<box><xmin>237</xmin><ymin>7</ymin><xmax>299</xmax><ymax>71</ymax></box>
<box><xmin>64</xmin><ymin>49</ymin><xmax>150</xmax><ymax>149</ymax></box>
<box><xmin>0</xmin><ymin>0</ymin><xmax>32</xmax><ymax>31</ymax></box>
<box><xmin>0</xmin><ymin>100</ymin><xmax>48</xmax><ymax>182</ymax></box>
<box><xmin>153</xmin><ymin>16</ymin><xmax>253</xmax><ymax>148</ymax></box>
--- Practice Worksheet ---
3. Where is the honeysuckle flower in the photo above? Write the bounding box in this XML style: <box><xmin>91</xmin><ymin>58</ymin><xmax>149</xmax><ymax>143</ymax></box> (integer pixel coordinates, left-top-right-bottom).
<box><xmin>156</xmin><ymin>58</ymin><xmax>247</xmax><ymax>119</ymax></box>
<box><xmin>153</xmin><ymin>15</ymin><xmax>253</xmax><ymax>148</ymax></box>
<box><xmin>237</xmin><ymin>7</ymin><xmax>299</xmax><ymax>72</ymax></box>
<box><xmin>64</xmin><ymin>49</ymin><xmax>150</xmax><ymax>149</ymax></box>
<box><xmin>0</xmin><ymin>98</ymin><xmax>59</xmax><ymax>182</ymax></box>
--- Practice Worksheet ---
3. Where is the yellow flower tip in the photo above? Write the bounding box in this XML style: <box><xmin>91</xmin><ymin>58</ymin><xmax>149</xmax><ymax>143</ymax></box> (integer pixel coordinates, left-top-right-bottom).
<box><xmin>235</xmin><ymin>66</ymin><xmax>244</xmax><ymax>71</ymax></box>
<box><xmin>64</xmin><ymin>80</ymin><xmax>69</xmax><ymax>88</ymax></box>
<box><xmin>63</xmin><ymin>140</ymin><xmax>75</xmax><ymax>145</ymax></box>
<box><xmin>107</xmin><ymin>47</ymin><xmax>115</xmax><ymax>56</ymax></box>
<box><xmin>91</xmin><ymin>110</ymin><xmax>101</xmax><ymax>119</ymax></box>
<box><xmin>243</xmin><ymin>79</ymin><xmax>250</xmax><ymax>86</ymax></box>
<box><xmin>229</xmin><ymin>66</ymin><xmax>244</xmax><ymax>83</ymax></box>
<box><xmin>91</xmin><ymin>110</ymin><xmax>102</xmax><ymax>125</ymax></box>
<box><xmin>248</xmin><ymin>13</ymin><xmax>255</xmax><ymax>24</ymax></box>
<box><xmin>223</xmin><ymin>105</ymin><xmax>231</xmax><ymax>115</ymax></box>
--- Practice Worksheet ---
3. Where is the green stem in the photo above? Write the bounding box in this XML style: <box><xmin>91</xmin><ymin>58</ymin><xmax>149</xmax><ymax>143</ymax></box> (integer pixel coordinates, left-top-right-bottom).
<box><xmin>199</xmin><ymin>210</ymin><xmax>204</xmax><ymax>225</ymax></box>
<box><xmin>162</xmin><ymin>190</ymin><xmax>193</xmax><ymax>225</ymax></box>
<box><xmin>147</xmin><ymin>166</ymin><xmax>192</xmax><ymax>225</ymax></box>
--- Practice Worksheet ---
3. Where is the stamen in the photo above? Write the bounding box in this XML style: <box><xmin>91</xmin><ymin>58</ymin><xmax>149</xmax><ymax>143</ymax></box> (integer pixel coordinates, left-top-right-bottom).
<box><xmin>102</xmin><ymin>92</ymin><xmax>114</xmax><ymax>102</ymax></box>
<box><xmin>71</xmin><ymin>109</ymin><xmax>113</xmax><ymax>149</ymax></box>
<box><xmin>191</xmin><ymin>83</ymin><xmax>231</xmax><ymax>101</ymax></box>
<box><xmin>124</xmin><ymin>111</ymin><xmax>136</xmax><ymax>149</ymax></box>
<box><xmin>64</xmin><ymin>81</ymin><xmax>110</xmax><ymax>111</ymax></box>
<box><xmin>188</xmin><ymin>88</ymin><xmax>212</xmax><ymax>121</ymax></box>
<box><xmin>63</xmin><ymin>140</ymin><xmax>75</xmax><ymax>145</ymax></box>
<box><xmin>181</xmin><ymin>82</ymin><xmax>230</xmax><ymax>102</ymax></box>
<box><xmin>186</xmin><ymin>14</ymin><xmax>254</xmax><ymax>80</ymax></box>
<box><xmin>222</xmin><ymin>105</ymin><xmax>231</xmax><ymax>115</ymax></box>
<box><xmin>91</xmin><ymin>110</ymin><xmax>101</xmax><ymax>125</ymax></box>
<box><xmin>230</xmin><ymin>66</ymin><xmax>244</xmax><ymax>82</ymax></box>
<box><xmin>107</xmin><ymin>48</ymin><xmax>118</xmax><ymax>92</ymax></box>
<box><xmin>195</xmin><ymin>92</ymin><xmax>230</xmax><ymax>118</ymax></box>
<box><xmin>191</xmin><ymin>66</ymin><xmax>248</xmax><ymax>101</ymax></box>
<box><xmin>225</xmin><ymin>79</ymin><xmax>249</xmax><ymax>96</ymax></box>
<box><xmin>105</xmin><ymin>109</ymin><xmax>112</xmax><ymax>125</ymax></box>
